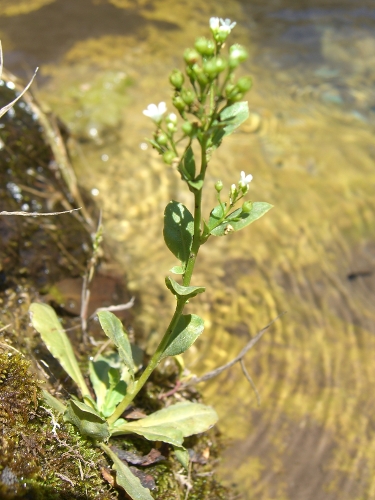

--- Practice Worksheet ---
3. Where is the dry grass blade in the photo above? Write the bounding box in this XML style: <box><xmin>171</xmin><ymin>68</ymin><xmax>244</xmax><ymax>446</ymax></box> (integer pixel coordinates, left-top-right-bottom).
<box><xmin>0</xmin><ymin>65</ymin><xmax>38</xmax><ymax>119</ymax></box>
<box><xmin>183</xmin><ymin>311</ymin><xmax>286</xmax><ymax>386</ymax></box>
<box><xmin>0</xmin><ymin>208</ymin><xmax>81</xmax><ymax>216</ymax></box>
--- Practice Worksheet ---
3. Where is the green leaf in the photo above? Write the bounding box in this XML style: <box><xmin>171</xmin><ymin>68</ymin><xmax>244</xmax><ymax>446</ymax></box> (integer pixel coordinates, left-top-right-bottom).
<box><xmin>187</xmin><ymin>178</ymin><xmax>204</xmax><ymax>190</ymax></box>
<box><xmin>29</xmin><ymin>303</ymin><xmax>91</xmax><ymax>398</ymax></box>
<box><xmin>89</xmin><ymin>355</ymin><xmax>128</xmax><ymax>418</ymax></box>
<box><xmin>220</xmin><ymin>101</ymin><xmax>249</xmax><ymax>136</ymax></box>
<box><xmin>42</xmin><ymin>389</ymin><xmax>66</xmax><ymax>414</ymax></box>
<box><xmin>163</xmin><ymin>201</ymin><xmax>194</xmax><ymax>266</ymax></box>
<box><xmin>207</xmin><ymin>203</ymin><xmax>226</xmax><ymax>232</ymax></box>
<box><xmin>111</xmin><ymin>402</ymin><xmax>217</xmax><ymax>447</ymax></box>
<box><xmin>110</xmin><ymin>419</ymin><xmax>184</xmax><ymax>446</ymax></box>
<box><xmin>97</xmin><ymin>311</ymin><xmax>135</xmax><ymax>376</ymax></box>
<box><xmin>170</xmin><ymin>265</ymin><xmax>184</xmax><ymax>275</ymax></box>
<box><xmin>100</xmin><ymin>443</ymin><xmax>154</xmax><ymax>500</ymax></box>
<box><xmin>181</xmin><ymin>145</ymin><xmax>195</xmax><ymax>180</ymax></box>
<box><xmin>210</xmin><ymin>202</ymin><xmax>273</xmax><ymax>236</ymax></box>
<box><xmin>160</xmin><ymin>314</ymin><xmax>204</xmax><ymax>360</ymax></box>
<box><xmin>64</xmin><ymin>399</ymin><xmax>110</xmax><ymax>440</ymax></box>
<box><xmin>165</xmin><ymin>276</ymin><xmax>205</xmax><ymax>300</ymax></box>
<box><xmin>174</xmin><ymin>447</ymin><xmax>190</xmax><ymax>470</ymax></box>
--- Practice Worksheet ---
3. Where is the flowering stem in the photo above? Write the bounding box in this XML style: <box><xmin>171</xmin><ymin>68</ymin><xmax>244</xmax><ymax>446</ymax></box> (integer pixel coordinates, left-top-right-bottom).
<box><xmin>107</xmin><ymin>297</ymin><xmax>187</xmax><ymax>425</ymax></box>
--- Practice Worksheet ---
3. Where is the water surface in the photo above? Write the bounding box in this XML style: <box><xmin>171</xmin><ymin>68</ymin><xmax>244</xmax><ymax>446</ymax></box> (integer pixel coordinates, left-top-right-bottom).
<box><xmin>1</xmin><ymin>1</ymin><xmax>375</xmax><ymax>498</ymax></box>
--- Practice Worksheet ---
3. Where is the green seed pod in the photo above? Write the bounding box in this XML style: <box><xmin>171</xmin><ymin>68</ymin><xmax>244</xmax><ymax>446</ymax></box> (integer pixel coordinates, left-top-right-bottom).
<box><xmin>184</xmin><ymin>48</ymin><xmax>200</xmax><ymax>67</ymax></box>
<box><xmin>236</xmin><ymin>76</ymin><xmax>253</xmax><ymax>93</ymax></box>
<box><xmin>163</xmin><ymin>150</ymin><xmax>176</xmax><ymax>165</ymax></box>
<box><xmin>242</xmin><ymin>201</ymin><xmax>253</xmax><ymax>213</ymax></box>
<box><xmin>215</xmin><ymin>180</ymin><xmax>223</xmax><ymax>192</ymax></box>
<box><xmin>195</xmin><ymin>37</ymin><xmax>215</xmax><ymax>57</ymax></box>
<box><xmin>169</xmin><ymin>69</ymin><xmax>185</xmax><ymax>90</ymax></box>
<box><xmin>181</xmin><ymin>88</ymin><xmax>195</xmax><ymax>105</ymax></box>
<box><xmin>182</xmin><ymin>121</ymin><xmax>194</xmax><ymax>136</ymax></box>
<box><xmin>156</xmin><ymin>132</ymin><xmax>168</xmax><ymax>146</ymax></box>
<box><xmin>172</xmin><ymin>95</ymin><xmax>186</xmax><ymax>112</ymax></box>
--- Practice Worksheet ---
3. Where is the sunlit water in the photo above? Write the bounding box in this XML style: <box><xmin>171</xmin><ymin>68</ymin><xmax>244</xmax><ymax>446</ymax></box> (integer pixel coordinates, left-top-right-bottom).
<box><xmin>1</xmin><ymin>1</ymin><xmax>375</xmax><ymax>498</ymax></box>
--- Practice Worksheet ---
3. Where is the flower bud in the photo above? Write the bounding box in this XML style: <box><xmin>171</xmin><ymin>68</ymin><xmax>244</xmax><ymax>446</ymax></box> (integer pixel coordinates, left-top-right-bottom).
<box><xmin>169</xmin><ymin>69</ymin><xmax>185</xmax><ymax>90</ymax></box>
<box><xmin>184</xmin><ymin>48</ymin><xmax>200</xmax><ymax>67</ymax></box>
<box><xmin>185</xmin><ymin>66</ymin><xmax>196</xmax><ymax>82</ymax></box>
<box><xmin>215</xmin><ymin>180</ymin><xmax>223</xmax><ymax>192</ymax></box>
<box><xmin>182</xmin><ymin>121</ymin><xmax>194</xmax><ymax>136</ymax></box>
<box><xmin>236</xmin><ymin>76</ymin><xmax>253</xmax><ymax>93</ymax></box>
<box><xmin>224</xmin><ymin>83</ymin><xmax>236</xmax><ymax>98</ymax></box>
<box><xmin>167</xmin><ymin>122</ymin><xmax>177</xmax><ymax>133</ymax></box>
<box><xmin>166</xmin><ymin>113</ymin><xmax>178</xmax><ymax>125</ymax></box>
<box><xmin>242</xmin><ymin>201</ymin><xmax>253</xmax><ymax>213</ymax></box>
<box><xmin>229</xmin><ymin>44</ymin><xmax>248</xmax><ymax>67</ymax></box>
<box><xmin>172</xmin><ymin>96</ymin><xmax>186</xmax><ymax>112</ymax></box>
<box><xmin>230</xmin><ymin>92</ymin><xmax>244</xmax><ymax>102</ymax></box>
<box><xmin>204</xmin><ymin>57</ymin><xmax>227</xmax><ymax>77</ymax></box>
<box><xmin>195</xmin><ymin>37</ymin><xmax>215</xmax><ymax>57</ymax></box>
<box><xmin>181</xmin><ymin>88</ymin><xmax>195</xmax><ymax>105</ymax></box>
<box><xmin>163</xmin><ymin>150</ymin><xmax>176</xmax><ymax>165</ymax></box>
<box><xmin>196</xmin><ymin>71</ymin><xmax>209</xmax><ymax>87</ymax></box>
<box><xmin>155</xmin><ymin>132</ymin><xmax>168</xmax><ymax>146</ymax></box>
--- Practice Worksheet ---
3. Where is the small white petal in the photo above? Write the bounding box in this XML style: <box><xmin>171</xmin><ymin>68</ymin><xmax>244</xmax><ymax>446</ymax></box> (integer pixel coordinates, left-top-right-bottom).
<box><xmin>210</xmin><ymin>17</ymin><xmax>220</xmax><ymax>30</ymax></box>
<box><xmin>143</xmin><ymin>102</ymin><xmax>167</xmax><ymax>122</ymax></box>
<box><xmin>219</xmin><ymin>18</ymin><xmax>236</xmax><ymax>33</ymax></box>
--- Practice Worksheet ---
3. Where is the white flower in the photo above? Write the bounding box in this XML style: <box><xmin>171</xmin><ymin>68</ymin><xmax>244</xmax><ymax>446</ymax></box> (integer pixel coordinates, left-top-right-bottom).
<box><xmin>219</xmin><ymin>18</ymin><xmax>236</xmax><ymax>34</ymax></box>
<box><xmin>143</xmin><ymin>102</ymin><xmax>167</xmax><ymax>123</ymax></box>
<box><xmin>210</xmin><ymin>17</ymin><xmax>220</xmax><ymax>30</ymax></box>
<box><xmin>239</xmin><ymin>171</ymin><xmax>253</xmax><ymax>188</ymax></box>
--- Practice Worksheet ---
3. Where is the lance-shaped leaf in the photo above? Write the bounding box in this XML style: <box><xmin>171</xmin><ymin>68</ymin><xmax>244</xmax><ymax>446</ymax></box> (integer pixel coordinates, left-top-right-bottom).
<box><xmin>210</xmin><ymin>202</ymin><xmax>273</xmax><ymax>236</ymax></box>
<box><xmin>97</xmin><ymin>311</ymin><xmax>135</xmax><ymax>376</ymax></box>
<box><xmin>165</xmin><ymin>276</ymin><xmax>205</xmax><ymax>300</ymax></box>
<box><xmin>65</xmin><ymin>399</ymin><xmax>110</xmax><ymax>441</ymax></box>
<box><xmin>180</xmin><ymin>145</ymin><xmax>195</xmax><ymax>180</ymax></box>
<box><xmin>29</xmin><ymin>303</ymin><xmax>91</xmax><ymax>398</ymax></box>
<box><xmin>174</xmin><ymin>447</ymin><xmax>190</xmax><ymax>470</ymax></box>
<box><xmin>111</xmin><ymin>402</ymin><xmax>217</xmax><ymax>447</ymax></box>
<box><xmin>160</xmin><ymin>314</ymin><xmax>204</xmax><ymax>360</ymax></box>
<box><xmin>163</xmin><ymin>201</ymin><xmax>194</xmax><ymax>266</ymax></box>
<box><xmin>89</xmin><ymin>355</ymin><xmax>128</xmax><ymax>418</ymax></box>
<box><xmin>100</xmin><ymin>443</ymin><xmax>154</xmax><ymax>500</ymax></box>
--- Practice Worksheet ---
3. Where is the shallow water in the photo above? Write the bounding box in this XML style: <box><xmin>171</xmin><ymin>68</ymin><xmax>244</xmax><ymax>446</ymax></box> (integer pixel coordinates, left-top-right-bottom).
<box><xmin>1</xmin><ymin>1</ymin><xmax>375</xmax><ymax>498</ymax></box>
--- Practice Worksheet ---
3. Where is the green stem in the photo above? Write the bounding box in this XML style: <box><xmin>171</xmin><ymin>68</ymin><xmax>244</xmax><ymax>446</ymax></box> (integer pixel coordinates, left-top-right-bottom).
<box><xmin>107</xmin><ymin>298</ymin><xmax>186</xmax><ymax>425</ymax></box>
<box><xmin>108</xmin><ymin>116</ymin><xmax>209</xmax><ymax>426</ymax></box>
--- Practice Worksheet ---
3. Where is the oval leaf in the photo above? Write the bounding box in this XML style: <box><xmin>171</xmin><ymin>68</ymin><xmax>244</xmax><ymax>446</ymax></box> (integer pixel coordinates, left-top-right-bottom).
<box><xmin>97</xmin><ymin>311</ymin><xmax>135</xmax><ymax>376</ymax></box>
<box><xmin>113</xmin><ymin>402</ymin><xmax>218</xmax><ymax>445</ymax></box>
<box><xmin>111</xmin><ymin>421</ymin><xmax>184</xmax><ymax>447</ymax></box>
<box><xmin>64</xmin><ymin>399</ymin><xmax>110</xmax><ymax>440</ymax></box>
<box><xmin>160</xmin><ymin>314</ymin><xmax>204</xmax><ymax>360</ymax></box>
<box><xmin>165</xmin><ymin>276</ymin><xmax>205</xmax><ymax>300</ymax></box>
<box><xmin>220</xmin><ymin>101</ymin><xmax>249</xmax><ymax>136</ymax></box>
<box><xmin>163</xmin><ymin>201</ymin><xmax>194</xmax><ymax>266</ymax></box>
<box><xmin>210</xmin><ymin>202</ymin><xmax>273</xmax><ymax>236</ymax></box>
<box><xmin>100</xmin><ymin>443</ymin><xmax>154</xmax><ymax>500</ymax></box>
<box><xmin>29</xmin><ymin>303</ymin><xmax>90</xmax><ymax>398</ymax></box>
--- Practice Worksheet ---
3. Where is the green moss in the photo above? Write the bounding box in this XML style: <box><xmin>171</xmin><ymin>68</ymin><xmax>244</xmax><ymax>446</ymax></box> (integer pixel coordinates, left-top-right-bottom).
<box><xmin>0</xmin><ymin>349</ymin><xmax>115</xmax><ymax>500</ymax></box>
